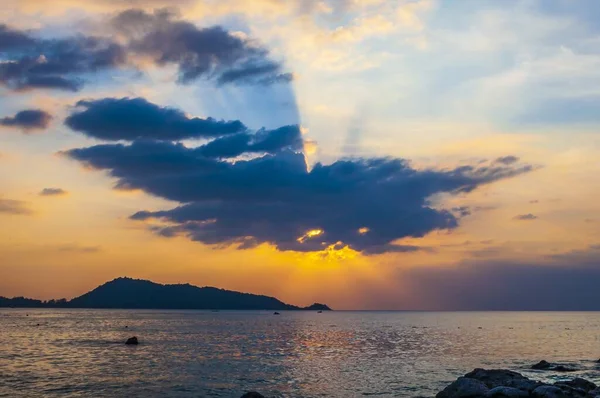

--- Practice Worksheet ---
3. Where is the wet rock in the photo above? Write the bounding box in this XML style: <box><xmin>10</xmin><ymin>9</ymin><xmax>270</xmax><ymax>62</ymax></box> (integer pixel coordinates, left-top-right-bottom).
<box><xmin>554</xmin><ymin>378</ymin><xmax>596</xmax><ymax>393</ymax></box>
<box><xmin>553</xmin><ymin>385</ymin><xmax>586</xmax><ymax>398</ymax></box>
<box><xmin>532</xmin><ymin>385</ymin><xmax>566</xmax><ymax>398</ymax></box>
<box><xmin>486</xmin><ymin>386</ymin><xmax>529</xmax><ymax>397</ymax></box>
<box><xmin>240</xmin><ymin>393</ymin><xmax>265</xmax><ymax>398</ymax></box>
<box><xmin>125</xmin><ymin>336</ymin><xmax>138</xmax><ymax>345</ymax></box>
<box><xmin>588</xmin><ymin>387</ymin><xmax>600</xmax><ymax>397</ymax></box>
<box><xmin>464</xmin><ymin>369</ymin><xmax>538</xmax><ymax>391</ymax></box>
<box><xmin>531</xmin><ymin>361</ymin><xmax>577</xmax><ymax>372</ymax></box>
<box><xmin>437</xmin><ymin>369</ymin><xmax>599</xmax><ymax>398</ymax></box>
<box><xmin>436</xmin><ymin>376</ymin><xmax>490</xmax><ymax>398</ymax></box>
<box><xmin>532</xmin><ymin>361</ymin><xmax>552</xmax><ymax>370</ymax></box>
<box><xmin>273</xmin><ymin>312</ymin><xmax>280</xmax><ymax>315</ymax></box>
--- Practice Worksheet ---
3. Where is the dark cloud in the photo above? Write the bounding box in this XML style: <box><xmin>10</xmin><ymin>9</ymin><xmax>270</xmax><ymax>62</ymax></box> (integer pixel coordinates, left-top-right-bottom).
<box><xmin>0</xmin><ymin>198</ymin><xmax>32</xmax><ymax>215</ymax></box>
<box><xmin>514</xmin><ymin>213</ymin><xmax>538</xmax><ymax>221</ymax></box>
<box><xmin>39</xmin><ymin>188</ymin><xmax>68</xmax><ymax>196</ymax></box>
<box><xmin>494</xmin><ymin>155</ymin><xmax>519</xmax><ymax>165</ymax></box>
<box><xmin>64</xmin><ymin>124</ymin><xmax>535</xmax><ymax>253</ymax></box>
<box><xmin>0</xmin><ymin>25</ymin><xmax>126</xmax><ymax>91</ymax></box>
<box><xmin>0</xmin><ymin>109</ymin><xmax>52</xmax><ymax>131</ymax></box>
<box><xmin>0</xmin><ymin>10</ymin><xmax>292</xmax><ymax>91</ymax></box>
<box><xmin>0</xmin><ymin>24</ymin><xmax>35</xmax><ymax>49</ymax></box>
<box><xmin>65</xmin><ymin>97</ymin><xmax>246</xmax><ymax>141</ymax></box>
<box><xmin>111</xmin><ymin>9</ymin><xmax>292</xmax><ymax>86</ymax></box>
<box><xmin>198</xmin><ymin>125</ymin><xmax>303</xmax><ymax>158</ymax></box>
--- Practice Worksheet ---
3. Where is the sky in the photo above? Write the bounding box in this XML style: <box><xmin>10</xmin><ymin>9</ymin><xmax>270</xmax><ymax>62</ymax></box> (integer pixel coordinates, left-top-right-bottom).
<box><xmin>1</xmin><ymin>0</ymin><xmax>599</xmax><ymax>310</ymax></box>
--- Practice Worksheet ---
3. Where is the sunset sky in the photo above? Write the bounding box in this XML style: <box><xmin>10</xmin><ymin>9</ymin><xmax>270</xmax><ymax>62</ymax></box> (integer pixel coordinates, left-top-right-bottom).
<box><xmin>1</xmin><ymin>0</ymin><xmax>599</xmax><ymax>310</ymax></box>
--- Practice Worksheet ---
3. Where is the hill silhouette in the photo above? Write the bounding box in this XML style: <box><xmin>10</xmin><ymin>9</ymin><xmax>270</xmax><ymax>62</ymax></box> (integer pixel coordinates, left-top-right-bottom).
<box><xmin>0</xmin><ymin>277</ymin><xmax>331</xmax><ymax>311</ymax></box>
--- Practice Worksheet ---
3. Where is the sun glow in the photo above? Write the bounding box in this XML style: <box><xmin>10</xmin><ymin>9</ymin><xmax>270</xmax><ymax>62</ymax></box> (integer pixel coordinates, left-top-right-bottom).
<box><xmin>296</xmin><ymin>228</ymin><xmax>324</xmax><ymax>243</ymax></box>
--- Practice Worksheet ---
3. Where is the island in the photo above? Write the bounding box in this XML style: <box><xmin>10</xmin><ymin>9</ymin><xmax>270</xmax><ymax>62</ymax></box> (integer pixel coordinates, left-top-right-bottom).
<box><xmin>0</xmin><ymin>277</ymin><xmax>332</xmax><ymax>311</ymax></box>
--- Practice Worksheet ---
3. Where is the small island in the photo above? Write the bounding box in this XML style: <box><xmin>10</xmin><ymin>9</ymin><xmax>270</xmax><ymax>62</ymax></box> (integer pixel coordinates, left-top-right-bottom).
<box><xmin>0</xmin><ymin>277</ymin><xmax>332</xmax><ymax>311</ymax></box>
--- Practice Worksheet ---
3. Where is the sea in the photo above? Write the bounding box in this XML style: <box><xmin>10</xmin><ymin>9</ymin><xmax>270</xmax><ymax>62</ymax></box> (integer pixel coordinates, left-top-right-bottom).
<box><xmin>1</xmin><ymin>310</ymin><xmax>599</xmax><ymax>397</ymax></box>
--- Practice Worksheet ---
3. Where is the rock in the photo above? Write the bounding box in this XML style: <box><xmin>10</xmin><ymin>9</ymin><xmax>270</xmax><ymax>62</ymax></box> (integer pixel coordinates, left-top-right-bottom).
<box><xmin>125</xmin><ymin>336</ymin><xmax>138</xmax><ymax>345</ymax></box>
<box><xmin>531</xmin><ymin>360</ymin><xmax>577</xmax><ymax>372</ymax></box>
<box><xmin>273</xmin><ymin>312</ymin><xmax>280</xmax><ymax>315</ymax></box>
<box><xmin>240</xmin><ymin>393</ymin><xmax>265</xmax><ymax>398</ymax></box>
<box><xmin>588</xmin><ymin>387</ymin><xmax>600</xmax><ymax>397</ymax></box>
<box><xmin>532</xmin><ymin>385</ymin><xmax>566</xmax><ymax>398</ymax></box>
<box><xmin>532</xmin><ymin>361</ymin><xmax>552</xmax><ymax>370</ymax></box>
<box><xmin>437</xmin><ymin>369</ymin><xmax>598</xmax><ymax>398</ymax></box>
<box><xmin>486</xmin><ymin>386</ymin><xmax>529</xmax><ymax>397</ymax></box>
<box><xmin>436</xmin><ymin>377</ymin><xmax>490</xmax><ymax>398</ymax></box>
<box><xmin>554</xmin><ymin>378</ymin><xmax>596</xmax><ymax>393</ymax></box>
<box><xmin>464</xmin><ymin>369</ymin><xmax>538</xmax><ymax>391</ymax></box>
<box><xmin>552</xmin><ymin>385</ymin><xmax>586</xmax><ymax>398</ymax></box>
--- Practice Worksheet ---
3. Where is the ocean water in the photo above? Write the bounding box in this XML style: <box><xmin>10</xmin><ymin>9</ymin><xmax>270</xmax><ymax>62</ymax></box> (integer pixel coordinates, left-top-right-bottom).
<box><xmin>1</xmin><ymin>310</ymin><xmax>599</xmax><ymax>397</ymax></box>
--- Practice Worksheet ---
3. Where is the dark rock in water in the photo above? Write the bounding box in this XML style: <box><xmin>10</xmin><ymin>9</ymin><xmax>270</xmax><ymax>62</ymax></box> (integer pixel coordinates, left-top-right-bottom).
<box><xmin>273</xmin><ymin>312</ymin><xmax>280</xmax><ymax>315</ymax></box>
<box><xmin>240</xmin><ymin>393</ymin><xmax>265</xmax><ymax>398</ymax></box>
<box><xmin>317</xmin><ymin>310</ymin><xmax>322</xmax><ymax>313</ymax></box>
<box><xmin>436</xmin><ymin>376</ymin><xmax>489</xmax><ymax>398</ymax></box>
<box><xmin>125</xmin><ymin>336</ymin><xmax>138</xmax><ymax>345</ymax></box>
<box><xmin>487</xmin><ymin>386</ymin><xmax>529</xmax><ymax>397</ymax></box>
<box><xmin>437</xmin><ymin>369</ymin><xmax>597</xmax><ymax>398</ymax></box>
<box><xmin>464</xmin><ymin>369</ymin><xmax>540</xmax><ymax>392</ymax></box>
<box><xmin>532</xmin><ymin>361</ymin><xmax>552</xmax><ymax>370</ymax></box>
<box><xmin>531</xmin><ymin>361</ymin><xmax>577</xmax><ymax>372</ymax></box>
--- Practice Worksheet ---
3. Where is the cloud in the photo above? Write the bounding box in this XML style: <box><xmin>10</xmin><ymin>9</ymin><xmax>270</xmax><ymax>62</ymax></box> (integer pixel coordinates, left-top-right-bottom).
<box><xmin>63</xmin><ymin>114</ymin><xmax>535</xmax><ymax>253</ymax></box>
<box><xmin>1</xmin><ymin>9</ymin><xmax>292</xmax><ymax>92</ymax></box>
<box><xmin>111</xmin><ymin>8</ymin><xmax>292</xmax><ymax>86</ymax></box>
<box><xmin>513</xmin><ymin>213</ymin><xmax>538</xmax><ymax>221</ymax></box>
<box><xmin>56</xmin><ymin>244</ymin><xmax>101</xmax><ymax>253</ymax></box>
<box><xmin>0</xmin><ymin>109</ymin><xmax>52</xmax><ymax>131</ymax></box>
<box><xmin>198</xmin><ymin>125</ymin><xmax>303</xmax><ymax>158</ymax></box>
<box><xmin>0</xmin><ymin>24</ymin><xmax>126</xmax><ymax>91</ymax></box>
<box><xmin>39</xmin><ymin>188</ymin><xmax>68</xmax><ymax>196</ymax></box>
<box><xmin>494</xmin><ymin>156</ymin><xmax>519</xmax><ymax>165</ymax></box>
<box><xmin>388</xmin><ymin>244</ymin><xmax>600</xmax><ymax>310</ymax></box>
<box><xmin>65</xmin><ymin>97</ymin><xmax>246</xmax><ymax>141</ymax></box>
<box><xmin>0</xmin><ymin>198</ymin><xmax>32</xmax><ymax>215</ymax></box>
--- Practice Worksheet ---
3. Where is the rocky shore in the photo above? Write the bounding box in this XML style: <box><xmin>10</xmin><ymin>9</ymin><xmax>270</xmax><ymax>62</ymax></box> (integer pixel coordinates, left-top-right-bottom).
<box><xmin>240</xmin><ymin>365</ymin><xmax>600</xmax><ymax>398</ymax></box>
<box><xmin>436</xmin><ymin>368</ymin><xmax>599</xmax><ymax>398</ymax></box>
